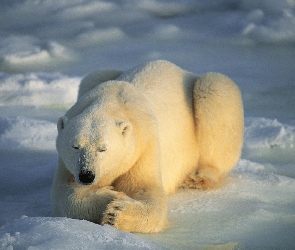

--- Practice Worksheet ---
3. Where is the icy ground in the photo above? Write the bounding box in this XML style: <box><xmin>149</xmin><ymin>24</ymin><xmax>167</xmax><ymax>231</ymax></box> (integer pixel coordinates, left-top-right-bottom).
<box><xmin>0</xmin><ymin>0</ymin><xmax>295</xmax><ymax>249</ymax></box>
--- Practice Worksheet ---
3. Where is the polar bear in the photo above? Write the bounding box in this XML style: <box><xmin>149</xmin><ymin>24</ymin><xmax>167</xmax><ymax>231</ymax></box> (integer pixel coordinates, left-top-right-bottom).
<box><xmin>51</xmin><ymin>60</ymin><xmax>244</xmax><ymax>233</ymax></box>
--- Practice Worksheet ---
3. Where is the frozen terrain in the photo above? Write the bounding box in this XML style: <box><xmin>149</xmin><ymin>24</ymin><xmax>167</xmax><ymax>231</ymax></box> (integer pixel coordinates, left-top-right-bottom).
<box><xmin>0</xmin><ymin>0</ymin><xmax>295</xmax><ymax>249</ymax></box>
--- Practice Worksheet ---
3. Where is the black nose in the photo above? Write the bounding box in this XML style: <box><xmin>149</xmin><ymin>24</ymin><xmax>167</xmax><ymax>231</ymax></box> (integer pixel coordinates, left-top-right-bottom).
<box><xmin>79</xmin><ymin>170</ymin><xmax>95</xmax><ymax>185</ymax></box>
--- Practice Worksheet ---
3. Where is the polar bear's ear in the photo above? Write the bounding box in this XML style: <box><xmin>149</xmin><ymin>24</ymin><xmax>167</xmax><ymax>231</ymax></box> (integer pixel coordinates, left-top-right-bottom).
<box><xmin>57</xmin><ymin>116</ymin><xmax>68</xmax><ymax>131</ymax></box>
<box><xmin>117</xmin><ymin>121</ymin><xmax>132</xmax><ymax>137</ymax></box>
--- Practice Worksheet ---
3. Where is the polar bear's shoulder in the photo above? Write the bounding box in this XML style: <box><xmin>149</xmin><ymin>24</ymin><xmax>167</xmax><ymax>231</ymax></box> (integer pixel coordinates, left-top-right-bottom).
<box><xmin>117</xmin><ymin>60</ymin><xmax>194</xmax><ymax>91</ymax></box>
<box><xmin>78</xmin><ymin>69</ymin><xmax>123</xmax><ymax>99</ymax></box>
<box><xmin>117</xmin><ymin>60</ymin><xmax>182</xmax><ymax>81</ymax></box>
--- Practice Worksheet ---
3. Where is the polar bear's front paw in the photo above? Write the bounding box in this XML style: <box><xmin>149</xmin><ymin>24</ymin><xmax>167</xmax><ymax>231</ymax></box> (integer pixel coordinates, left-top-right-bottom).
<box><xmin>101</xmin><ymin>196</ymin><xmax>141</xmax><ymax>231</ymax></box>
<box><xmin>102</xmin><ymin>200</ymin><xmax>125</xmax><ymax>226</ymax></box>
<box><xmin>101</xmin><ymin>192</ymin><xmax>127</xmax><ymax>225</ymax></box>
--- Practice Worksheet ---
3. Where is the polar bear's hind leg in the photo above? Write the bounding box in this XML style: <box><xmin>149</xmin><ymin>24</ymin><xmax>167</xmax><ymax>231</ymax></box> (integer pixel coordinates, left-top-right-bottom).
<box><xmin>187</xmin><ymin>72</ymin><xmax>244</xmax><ymax>189</ymax></box>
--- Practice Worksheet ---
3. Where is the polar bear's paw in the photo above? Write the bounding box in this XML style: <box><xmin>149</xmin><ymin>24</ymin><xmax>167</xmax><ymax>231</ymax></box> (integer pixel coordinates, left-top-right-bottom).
<box><xmin>180</xmin><ymin>173</ymin><xmax>210</xmax><ymax>190</ymax></box>
<box><xmin>102</xmin><ymin>194</ymin><xmax>142</xmax><ymax>231</ymax></box>
<box><xmin>101</xmin><ymin>200</ymin><xmax>124</xmax><ymax>226</ymax></box>
<box><xmin>180</xmin><ymin>170</ymin><xmax>224</xmax><ymax>190</ymax></box>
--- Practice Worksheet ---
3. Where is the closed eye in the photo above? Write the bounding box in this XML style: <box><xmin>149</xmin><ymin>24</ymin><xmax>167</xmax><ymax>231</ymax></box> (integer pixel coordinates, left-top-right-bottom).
<box><xmin>98</xmin><ymin>147</ymin><xmax>107</xmax><ymax>152</ymax></box>
<box><xmin>72</xmin><ymin>146</ymin><xmax>79</xmax><ymax>149</ymax></box>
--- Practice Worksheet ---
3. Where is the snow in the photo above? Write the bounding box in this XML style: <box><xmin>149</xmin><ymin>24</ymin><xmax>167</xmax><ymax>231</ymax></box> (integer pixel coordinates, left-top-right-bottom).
<box><xmin>0</xmin><ymin>0</ymin><xmax>295</xmax><ymax>249</ymax></box>
<box><xmin>0</xmin><ymin>217</ymin><xmax>160</xmax><ymax>250</ymax></box>
<box><xmin>0</xmin><ymin>36</ymin><xmax>75</xmax><ymax>73</ymax></box>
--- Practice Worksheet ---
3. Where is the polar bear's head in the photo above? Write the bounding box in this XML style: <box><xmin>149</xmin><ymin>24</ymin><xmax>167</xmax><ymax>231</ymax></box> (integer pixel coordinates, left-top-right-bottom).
<box><xmin>56</xmin><ymin>81</ymin><xmax>157</xmax><ymax>186</ymax></box>
<box><xmin>56</xmin><ymin>111</ymin><xmax>136</xmax><ymax>186</ymax></box>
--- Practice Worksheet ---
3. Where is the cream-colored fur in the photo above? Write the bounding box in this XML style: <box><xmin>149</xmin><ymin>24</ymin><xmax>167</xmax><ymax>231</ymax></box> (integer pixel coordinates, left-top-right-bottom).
<box><xmin>51</xmin><ymin>60</ymin><xmax>244</xmax><ymax>233</ymax></box>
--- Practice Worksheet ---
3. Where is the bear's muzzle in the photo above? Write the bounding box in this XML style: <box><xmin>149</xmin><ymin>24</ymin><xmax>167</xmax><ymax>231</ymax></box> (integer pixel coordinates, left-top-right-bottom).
<box><xmin>78</xmin><ymin>170</ymin><xmax>95</xmax><ymax>185</ymax></box>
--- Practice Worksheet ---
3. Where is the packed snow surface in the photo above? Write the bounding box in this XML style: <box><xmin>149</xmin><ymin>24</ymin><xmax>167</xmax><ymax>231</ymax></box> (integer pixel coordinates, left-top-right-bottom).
<box><xmin>0</xmin><ymin>0</ymin><xmax>294</xmax><ymax>249</ymax></box>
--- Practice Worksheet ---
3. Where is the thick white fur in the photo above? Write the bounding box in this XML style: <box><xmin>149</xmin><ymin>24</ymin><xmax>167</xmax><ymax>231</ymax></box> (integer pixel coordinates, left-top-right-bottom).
<box><xmin>51</xmin><ymin>60</ymin><xmax>244</xmax><ymax>233</ymax></box>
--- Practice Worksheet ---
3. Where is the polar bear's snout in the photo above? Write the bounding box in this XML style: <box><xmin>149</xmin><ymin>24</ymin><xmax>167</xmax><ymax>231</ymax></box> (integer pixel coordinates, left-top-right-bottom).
<box><xmin>78</xmin><ymin>170</ymin><xmax>95</xmax><ymax>185</ymax></box>
<box><xmin>76</xmin><ymin>148</ymin><xmax>96</xmax><ymax>185</ymax></box>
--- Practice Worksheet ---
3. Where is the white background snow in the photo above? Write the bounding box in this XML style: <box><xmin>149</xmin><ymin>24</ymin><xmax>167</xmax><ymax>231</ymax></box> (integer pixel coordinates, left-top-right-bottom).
<box><xmin>0</xmin><ymin>0</ymin><xmax>295</xmax><ymax>249</ymax></box>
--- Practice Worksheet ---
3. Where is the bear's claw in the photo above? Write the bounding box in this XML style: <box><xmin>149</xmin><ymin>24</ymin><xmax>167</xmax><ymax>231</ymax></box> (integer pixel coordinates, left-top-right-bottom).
<box><xmin>113</xmin><ymin>205</ymin><xmax>123</xmax><ymax>210</ymax></box>
<box><xmin>104</xmin><ymin>215</ymin><xmax>115</xmax><ymax>225</ymax></box>
<box><xmin>107</xmin><ymin>212</ymin><xmax>117</xmax><ymax>217</ymax></box>
<box><xmin>180</xmin><ymin>171</ymin><xmax>225</xmax><ymax>190</ymax></box>
<box><xmin>180</xmin><ymin>173</ymin><xmax>212</xmax><ymax>190</ymax></box>
<box><xmin>102</xmin><ymin>214</ymin><xmax>116</xmax><ymax>226</ymax></box>
<box><xmin>102</xmin><ymin>200</ymin><xmax>122</xmax><ymax>227</ymax></box>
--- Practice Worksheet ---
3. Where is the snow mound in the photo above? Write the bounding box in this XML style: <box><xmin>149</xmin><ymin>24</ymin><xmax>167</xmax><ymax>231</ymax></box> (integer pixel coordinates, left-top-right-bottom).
<box><xmin>244</xmin><ymin>117</ymin><xmax>295</xmax><ymax>149</ymax></box>
<box><xmin>0</xmin><ymin>216</ymin><xmax>160</xmax><ymax>250</ymax></box>
<box><xmin>243</xmin><ymin>117</ymin><xmax>295</xmax><ymax>165</ymax></box>
<box><xmin>243</xmin><ymin>8</ymin><xmax>295</xmax><ymax>44</ymax></box>
<box><xmin>0</xmin><ymin>36</ymin><xmax>75</xmax><ymax>72</ymax></box>
<box><xmin>0</xmin><ymin>117</ymin><xmax>56</xmax><ymax>151</ymax></box>
<box><xmin>0</xmin><ymin>72</ymin><xmax>80</xmax><ymax>107</ymax></box>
